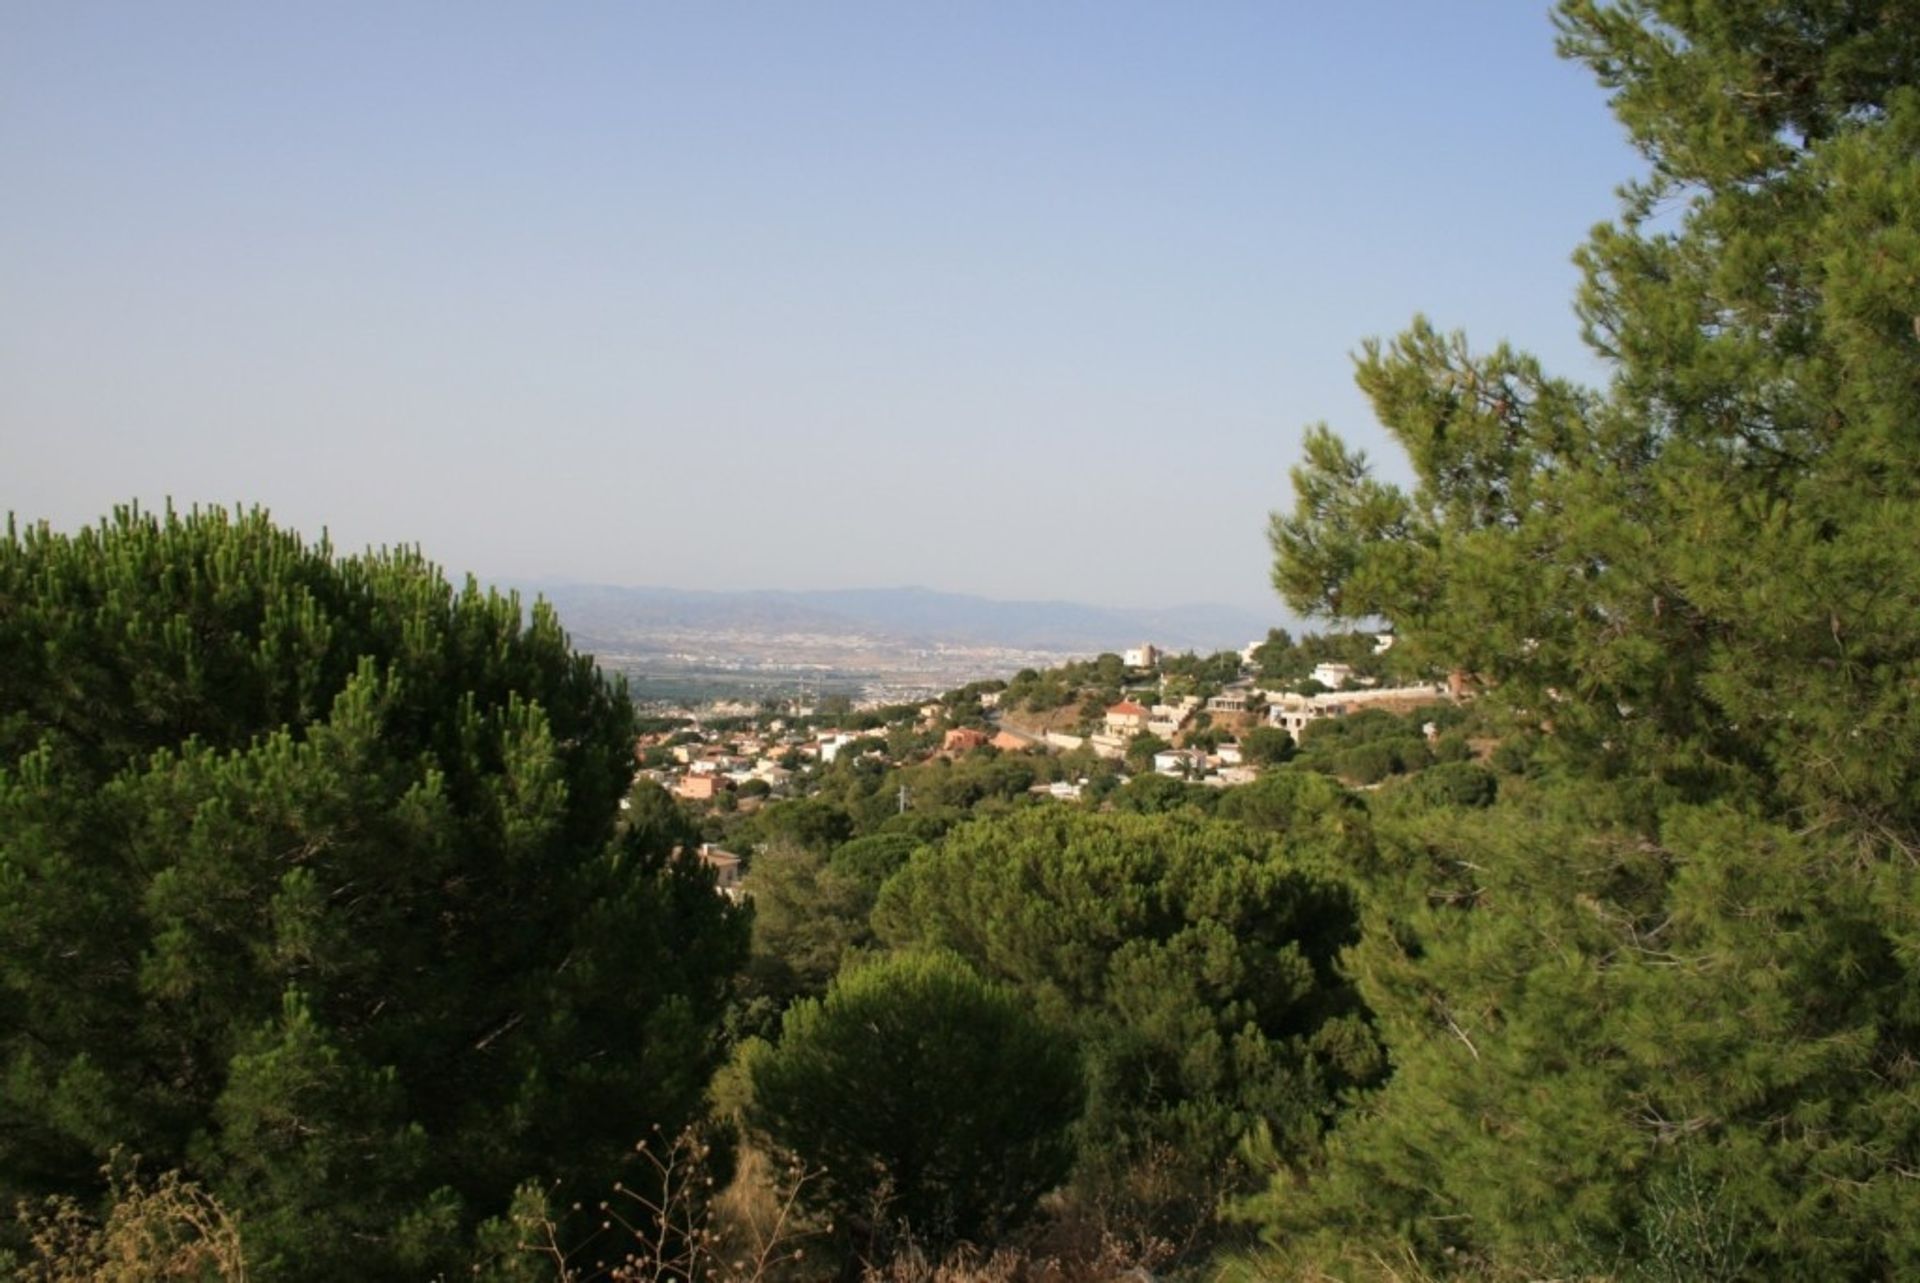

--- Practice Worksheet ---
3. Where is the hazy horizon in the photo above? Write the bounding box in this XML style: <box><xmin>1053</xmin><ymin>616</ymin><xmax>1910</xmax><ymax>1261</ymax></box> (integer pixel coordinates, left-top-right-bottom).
<box><xmin>4</xmin><ymin>5</ymin><xmax>1641</xmax><ymax>615</ymax></box>
<box><xmin>514</xmin><ymin>575</ymin><xmax>1294</xmax><ymax>617</ymax></box>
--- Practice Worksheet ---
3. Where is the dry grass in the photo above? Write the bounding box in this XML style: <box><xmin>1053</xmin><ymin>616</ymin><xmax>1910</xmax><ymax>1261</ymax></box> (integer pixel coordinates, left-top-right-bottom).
<box><xmin>513</xmin><ymin>1127</ymin><xmax>822</xmax><ymax>1283</ymax></box>
<box><xmin>11</xmin><ymin>1156</ymin><xmax>247</xmax><ymax>1283</ymax></box>
<box><xmin>995</xmin><ymin>703</ymin><xmax>1092</xmax><ymax>738</ymax></box>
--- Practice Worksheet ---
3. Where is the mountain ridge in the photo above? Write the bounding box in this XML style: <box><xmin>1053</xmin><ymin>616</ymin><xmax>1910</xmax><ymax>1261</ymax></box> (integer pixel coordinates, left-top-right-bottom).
<box><xmin>521</xmin><ymin>582</ymin><xmax>1288</xmax><ymax>655</ymax></box>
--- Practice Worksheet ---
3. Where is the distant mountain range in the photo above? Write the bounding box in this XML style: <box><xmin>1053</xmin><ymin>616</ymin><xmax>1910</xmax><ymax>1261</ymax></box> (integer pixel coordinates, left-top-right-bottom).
<box><xmin>525</xmin><ymin>583</ymin><xmax>1287</xmax><ymax>655</ymax></box>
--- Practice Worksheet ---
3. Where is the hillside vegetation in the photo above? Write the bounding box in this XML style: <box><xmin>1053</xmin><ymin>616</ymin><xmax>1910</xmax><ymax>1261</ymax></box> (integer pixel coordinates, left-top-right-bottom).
<box><xmin>6</xmin><ymin>3</ymin><xmax>1920</xmax><ymax>1279</ymax></box>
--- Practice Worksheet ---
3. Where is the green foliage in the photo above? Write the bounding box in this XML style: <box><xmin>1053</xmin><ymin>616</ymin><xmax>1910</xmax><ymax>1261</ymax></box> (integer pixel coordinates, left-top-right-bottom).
<box><xmin>1489</xmin><ymin>731</ymin><xmax>1544</xmax><ymax>778</ymax></box>
<box><xmin>1271</xmin><ymin>3</ymin><xmax>1920</xmax><ymax>836</ymax></box>
<box><xmin>1288</xmin><ymin>709</ymin><xmax>1436</xmax><ymax>785</ymax></box>
<box><xmin>1239</xmin><ymin>725</ymin><xmax>1296</xmax><ymax>767</ymax></box>
<box><xmin>740</xmin><ymin>841</ymin><xmax>877</xmax><ymax>1016</ymax></box>
<box><xmin>1294</xmin><ymin>707</ymin><xmax>1406</xmax><ymax>752</ymax></box>
<box><xmin>873</xmin><ymin>810</ymin><xmax>1380</xmax><ymax>1233</ymax></box>
<box><xmin>1245</xmin><ymin>791</ymin><xmax>1920</xmax><ymax>1279</ymax></box>
<box><xmin>1003</xmin><ymin>667</ymin><xmax>1074</xmax><ymax>713</ymax></box>
<box><xmin>1122</xmin><ymin>731</ymin><xmax>1170</xmax><ymax>775</ymax></box>
<box><xmin>0</xmin><ymin>505</ymin><xmax>749</xmax><ymax>1279</ymax></box>
<box><xmin>735</xmin><ymin>796</ymin><xmax>855</xmax><ymax>856</ymax></box>
<box><xmin>1247</xmin><ymin>628</ymin><xmax>1294</xmax><ymax>679</ymax></box>
<box><xmin>1111</xmin><ymin>772</ymin><xmax>1219</xmax><ymax>816</ymax></box>
<box><xmin>744</xmin><ymin>952</ymin><xmax>1081</xmax><ymax>1254</ymax></box>
<box><xmin>1250</xmin><ymin>627</ymin><xmax>1405</xmax><ymax>685</ymax></box>
<box><xmin>626</xmin><ymin>777</ymin><xmax>700</xmax><ymax>853</ymax></box>
<box><xmin>1255</xmin><ymin>5</ymin><xmax>1920</xmax><ymax>1277</ymax></box>
<box><xmin>1185</xmin><ymin>723</ymin><xmax>1222</xmax><ymax>753</ymax></box>
<box><xmin>1399</xmin><ymin>760</ymin><xmax>1498</xmax><ymax>810</ymax></box>
<box><xmin>1330</xmin><ymin>740</ymin><xmax>1396</xmax><ymax>785</ymax></box>
<box><xmin>1213</xmin><ymin>770</ymin><xmax>1369</xmax><ymax>857</ymax></box>
<box><xmin>1156</xmin><ymin>649</ymin><xmax>1244</xmax><ymax>689</ymax></box>
<box><xmin>793</xmin><ymin>746</ymin><xmax>1042</xmax><ymax>843</ymax></box>
<box><xmin>873</xmin><ymin>810</ymin><xmax>961</xmax><ymax>847</ymax></box>
<box><xmin>826</xmin><ymin>831</ymin><xmax>923</xmax><ymax>894</ymax></box>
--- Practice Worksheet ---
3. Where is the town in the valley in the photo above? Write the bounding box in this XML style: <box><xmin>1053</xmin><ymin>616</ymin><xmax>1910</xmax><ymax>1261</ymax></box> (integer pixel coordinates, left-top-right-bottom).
<box><xmin>638</xmin><ymin>630</ymin><xmax>1468</xmax><ymax>891</ymax></box>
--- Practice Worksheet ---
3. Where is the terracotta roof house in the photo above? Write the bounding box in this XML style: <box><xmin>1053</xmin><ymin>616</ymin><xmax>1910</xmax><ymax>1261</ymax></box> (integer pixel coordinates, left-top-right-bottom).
<box><xmin>942</xmin><ymin>727</ymin><xmax>991</xmax><ymax>753</ymax></box>
<box><xmin>694</xmin><ymin>844</ymin><xmax>745</xmax><ymax>899</ymax></box>
<box><xmin>677</xmin><ymin>774</ymin><xmax>729</xmax><ymax>802</ymax></box>
<box><xmin>1105</xmin><ymin>700</ymin><xmax>1150</xmax><ymax>737</ymax></box>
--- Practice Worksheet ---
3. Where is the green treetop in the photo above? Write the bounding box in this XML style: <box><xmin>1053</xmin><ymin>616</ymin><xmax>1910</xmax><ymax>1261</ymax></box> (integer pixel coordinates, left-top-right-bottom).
<box><xmin>873</xmin><ymin>809</ymin><xmax>1381</xmax><ymax>1239</ymax></box>
<box><xmin>1271</xmin><ymin>1</ymin><xmax>1920</xmax><ymax>842</ymax></box>
<box><xmin>744</xmin><ymin>951</ymin><xmax>1081</xmax><ymax>1257</ymax></box>
<box><xmin>0</xmin><ymin>505</ymin><xmax>748</xmax><ymax>1280</ymax></box>
<box><xmin>1249</xmin><ymin>5</ymin><xmax>1920</xmax><ymax>1277</ymax></box>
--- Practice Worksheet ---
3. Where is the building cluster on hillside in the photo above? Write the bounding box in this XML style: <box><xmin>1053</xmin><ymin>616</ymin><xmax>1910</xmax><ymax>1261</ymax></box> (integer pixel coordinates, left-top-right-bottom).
<box><xmin>643</xmin><ymin>636</ymin><xmax>1468</xmax><ymax>904</ymax></box>
<box><xmin>1264</xmin><ymin>678</ymin><xmax>1452</xmax><ymax>739</ymax></box>
<box><xmin>1088</xmin><ymin>694</ymin><xmax>1203</xmax><ymax>760</ymax></box>
<box><xmin>636</xmin><ymin>637</ymin><xmax>1457</xmax><ymax>809</ymax></box>
<box><xmin>1078</xmin><ymin>641</ymin><xmax>1452</xmax><ymax>782</ymax></box>
<box><xmin>633</xmin><ymin>720</ymin><xmax>844</xmax><ymax>804</ymax></box>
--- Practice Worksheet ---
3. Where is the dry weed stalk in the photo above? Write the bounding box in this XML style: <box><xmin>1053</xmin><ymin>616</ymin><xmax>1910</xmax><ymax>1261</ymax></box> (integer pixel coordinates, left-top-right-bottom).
<box><xmin>855</xmin><ymin>1211</ymin><xmax>1173</xmax><ymax>1283</ymax></box>
<box><xmin>858</xmin><ymin>1241</ymin><xmax>1025</xmax><ymax>1283</ymax></box>
<box><xmin>12</xmin><ymin>1155</ymin><xmax>248</xmax><ymax>1283</ymax></box>
<box><xmin>520</xmin><ymin>1125</ymin><xmax>819</xmax><ymax>1283</ymax></box>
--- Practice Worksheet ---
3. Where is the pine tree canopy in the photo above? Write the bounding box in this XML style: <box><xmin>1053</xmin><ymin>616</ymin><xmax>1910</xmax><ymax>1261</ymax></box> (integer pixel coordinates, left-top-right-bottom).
<box><xmin>874</xmin><ymin>808</ymin><xmax>1382</xmax><ymax>1224</ymax></box>
<box><xmin>0</xmin><ymin>504</ymin><xmax>749</xmax><ymax>1280</ymax></box>
<box><xmin>1271</xmin><ymin>0</ymin><xmax>1920</xmax><ymax>843</ymax></box>
<box><xmin>1256</xmin><ymin>4</ymin><xmax>1920</xmax><ymax>1276</ymax></box>
<box><xmin>745</xmin><ymin>951</ymin><xmax>1082</xmax><ymax>1253</ymax></box>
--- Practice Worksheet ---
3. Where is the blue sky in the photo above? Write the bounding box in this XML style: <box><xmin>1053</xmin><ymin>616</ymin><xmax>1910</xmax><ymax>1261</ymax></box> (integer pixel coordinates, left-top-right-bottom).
<box><xmin>2</xmin><ymin>3</ymin><xmax>1641</xmax><ymax>614</ymax></box>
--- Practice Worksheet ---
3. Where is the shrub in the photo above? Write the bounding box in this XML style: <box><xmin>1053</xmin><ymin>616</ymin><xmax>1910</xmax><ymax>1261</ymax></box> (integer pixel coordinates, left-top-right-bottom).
<box><xmin>745</xmin><ymin>953</ymin><xmax>1081</xmax><ymax>1256</ymax></box>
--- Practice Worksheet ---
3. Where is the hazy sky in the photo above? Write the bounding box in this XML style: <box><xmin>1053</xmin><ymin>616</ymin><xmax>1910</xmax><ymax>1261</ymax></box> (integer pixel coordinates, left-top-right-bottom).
<box><xmin>3</xmin><ymin>3</ymin><xmax>1640</xmax><ymax>614</ymax></box>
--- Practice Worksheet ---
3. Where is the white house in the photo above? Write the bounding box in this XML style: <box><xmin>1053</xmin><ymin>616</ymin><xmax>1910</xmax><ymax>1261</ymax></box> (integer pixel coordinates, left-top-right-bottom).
<box><xmin>1152</xmin><ymin>748</ymin><xmax>1188</xmax><ymax>776</ymax></box>
<box><xmin>1311</xmin><ymin>662</ymin><xmax>1354</xmax><ymax>690</ymax></box>
<box><xmin>1269</xmin><ymin>696</ymin><xmax>1345</xmax><ymax>739</ymax></box>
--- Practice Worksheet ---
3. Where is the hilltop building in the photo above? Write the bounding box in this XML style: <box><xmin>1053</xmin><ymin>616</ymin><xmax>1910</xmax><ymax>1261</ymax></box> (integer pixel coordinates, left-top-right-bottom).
<box><xmin>1311</xmin><ymin>662</ymin><xmax>1355</xmax><ymax>690</ymax></box>
<box><xmin>1105</xmin><ymin>699</ymin><xmax>1150</xmax><ymax>737</ymax></box>
<box><xmin>1267</xmin><ymin>681</ymin><xmax>1450</xmax><ymax>739</ymax></box>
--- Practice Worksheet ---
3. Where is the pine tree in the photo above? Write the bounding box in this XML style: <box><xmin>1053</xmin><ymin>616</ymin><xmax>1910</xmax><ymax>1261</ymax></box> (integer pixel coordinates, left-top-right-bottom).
<box><xmin>1271</xmin><ymin>1</ymin><xmax>1920</xmax><ymax>841</ymax></box>
<box><xmin>1255</xmin><ymin>3</ymin><xmax>1920</xmax><ymax>1275</ymax></box>
<box><xmin>0</xmin><ymin>504</ymin><xmax>749</xmax><ymax>1280</ymax></box>
<box><xmin>873</xmin><ymin>808</ymin><xmax>1382</xmax><ymax>1236</ymax></box>
<box><xmin>745</xmin><ymin>951</ymin><xmax>1082</xmax><ymax>1257</ymax></box>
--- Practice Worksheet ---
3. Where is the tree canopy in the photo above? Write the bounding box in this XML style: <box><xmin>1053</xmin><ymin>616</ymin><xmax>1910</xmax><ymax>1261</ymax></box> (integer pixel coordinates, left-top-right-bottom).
<box><xmin>1269</xmin><ymin>0</ymin><xmax>1920</xmax><ymax>840</ymax></box>
<box><xmin>873</xmin><ymin>810</ymin><xmax>1381</xmax><ymax>1230</ymax></box>
<box><xmin>744</xmin><ymin>951</ymin><xmax>1081</xmax><ymax>1254</ymax></box>
<box><xmin>1255</xmin><ymin>3</ymin><xmax>1920</xmax><ymax>1276</ymax></box>
<box><xmin>0</xmin><ymin>505</ymin><xmax>748</xmax><ymax>1279</ymax></box>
